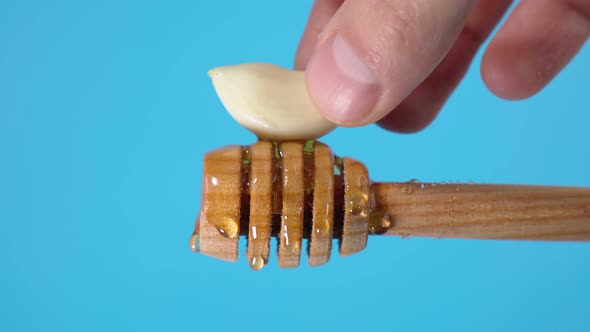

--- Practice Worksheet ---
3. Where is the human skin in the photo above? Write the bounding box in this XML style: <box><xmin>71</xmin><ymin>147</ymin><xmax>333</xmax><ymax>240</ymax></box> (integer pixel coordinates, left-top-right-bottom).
<box><xmin>295</xmin><ymin>0</ymin><xmax>590</xmax><ymax>133</ymax></box>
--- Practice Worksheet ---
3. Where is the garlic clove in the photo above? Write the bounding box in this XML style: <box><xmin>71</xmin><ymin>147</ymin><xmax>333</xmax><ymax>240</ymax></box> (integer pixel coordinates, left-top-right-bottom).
<box><xmin>208</xmin><ymin>63</ymin><xmax>336</xmax><ymax>140</ymax></box>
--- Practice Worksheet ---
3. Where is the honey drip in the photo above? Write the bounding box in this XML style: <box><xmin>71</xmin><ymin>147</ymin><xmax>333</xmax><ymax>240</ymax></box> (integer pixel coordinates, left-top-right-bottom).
<box><xmin>215</xmin><ymin>221</ymin><xmax>239</xmax><ymax>238</ymax></box>
<box><xmin>347</xmin><ymin>192</ymin><xmax>369</xmax><ymax>216</ymax></box>
<box><xmin>249</xmin><ymin>255</ymin><xmax>265</xmax><ymax>271</ymax></box>
<box><xmin>346</xmin><ymin>173</ymin><xmax>370</xmax><ymax>217</ymax></box>
<box><xmin>189</xmin><ymin>218</ymin><xmax>201</xmax><ymax>252</ymax></box>
<box><xmin>313</xmin><ymin>207</ymin><xmax>331</xmax><ymax>236</ymax></box>
<box><xmin>368</xmin><ymin>212</ymin><xmax>392</xmax><ymax>234</ymax></box>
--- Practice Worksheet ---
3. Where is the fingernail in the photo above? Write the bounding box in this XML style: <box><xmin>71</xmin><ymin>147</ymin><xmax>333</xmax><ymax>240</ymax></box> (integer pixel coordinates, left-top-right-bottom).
<box><xmin>306</xmin><ymin>34</ymin><xmax>380</xmax><ymax>125</ymax></box>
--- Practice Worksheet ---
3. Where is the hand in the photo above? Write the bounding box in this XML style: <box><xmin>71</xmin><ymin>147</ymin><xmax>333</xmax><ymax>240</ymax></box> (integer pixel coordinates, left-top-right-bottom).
<box><xmin>295</xmin><ymin>0</ymin><xmax>590</xmax><ymax>133</ymax></box>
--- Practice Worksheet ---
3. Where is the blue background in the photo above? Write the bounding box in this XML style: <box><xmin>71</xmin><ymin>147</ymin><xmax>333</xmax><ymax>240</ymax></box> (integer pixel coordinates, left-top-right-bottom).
<box><xmin>1</xmin><ymin>1</ymin><xmax>589</xmax><ymax>331</ymax></box>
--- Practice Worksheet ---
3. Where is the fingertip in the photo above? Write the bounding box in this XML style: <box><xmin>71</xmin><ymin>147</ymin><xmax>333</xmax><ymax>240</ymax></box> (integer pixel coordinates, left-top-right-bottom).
<box><xmin>305</xmin><ymin>0</ymin><xmax>476</xmax><ymax>127</ymax></box>
<box><xmin>481</xmin><ymin>0</ymin><xmax>590</xmax><ymax>101</ymax></box>
<box><xmin>305</xmin><ymin>35</ymin><xmax>381</xmax><ymax>127</ymax></box>
<box><xmin>481</xmin><ymin>44</ymin><xmax>541</xmax><ymax>101</ymax></box>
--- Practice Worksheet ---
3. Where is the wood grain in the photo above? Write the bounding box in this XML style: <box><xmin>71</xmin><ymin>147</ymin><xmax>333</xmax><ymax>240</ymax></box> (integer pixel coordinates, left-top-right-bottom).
<box><xmin>309</xmin><ymin>142</ymin><xmax>334</xmax><ymax>266</ymax></box>
<box><xmin>373</xmin><ymin>182</ymin><xmax>590</xmax><ymax>241</ymax></box>
<box><xmin>198</xmin><ymin>145</ymin><xmax>242</xmax><ymax>261</ymax></box>
<box><xmin>278</xmin><ymin>142</ymin><xmax>304</xmax><ymax>267</ymax></box>
<box><xmin>340</xmin><ymin>157</ymin><xmax>370</xmax><ymax>256</ymax></box>
<box><xmin>246</xmin><ymin>142</ymin><xmax>273</xmax><ymax>269</ymax></box>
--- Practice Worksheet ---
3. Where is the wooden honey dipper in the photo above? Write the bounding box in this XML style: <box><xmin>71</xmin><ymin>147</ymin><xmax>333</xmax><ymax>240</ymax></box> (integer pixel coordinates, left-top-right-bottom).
<box><xmin>189</xmin><ymin>140</ymin><xmax>590</xmax><ymax>270</ymax></box>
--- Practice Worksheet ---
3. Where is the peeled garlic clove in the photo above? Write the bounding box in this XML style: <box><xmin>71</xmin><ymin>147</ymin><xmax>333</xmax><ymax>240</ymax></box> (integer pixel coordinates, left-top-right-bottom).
<box><xmin>208</xmin><ymin>63</ymin><xmax>336</xmax><ymax>140</ymax></box>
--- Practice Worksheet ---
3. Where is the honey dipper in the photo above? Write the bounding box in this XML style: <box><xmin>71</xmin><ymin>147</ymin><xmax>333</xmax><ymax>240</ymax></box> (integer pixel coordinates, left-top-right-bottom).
<box><xmin>189</xmin><ymin>140</ymin><xmax>590</xmax><ymax>270</ymax></box>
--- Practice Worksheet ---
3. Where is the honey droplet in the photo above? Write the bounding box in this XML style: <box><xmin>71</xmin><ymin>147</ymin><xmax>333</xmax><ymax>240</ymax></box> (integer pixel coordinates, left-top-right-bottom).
<box><xmin>314</xmin><ymin>217</ymin><xmax>331</xmax><ymax>236</ymax></box>
<box><xmin>189</xmin><ymin>217</ymin><xmax>201</xmax><ymax>252</ymax></box>
<box><xmin>212</xmin><ymin>217</ymin><xmax>239</xmax><ymax>239</ymax></box>
<box><xmin>249</xmin><ymin>255</ymin><xmax>265</xmax><ymax>271</ymax></box>
<box><xmin>347</xmin><ymin>192</ymin><xmax>368</xmax><ymax>216</ymax></box>
<box><xmin>369</xmin><ymin>212</ymin><xmax>393</xmax><ymax>234</ymax></box>
<box><xmin>189</xmin><ymin>231</ymin><xmax>200</xmax><ymax>252</ymax></box>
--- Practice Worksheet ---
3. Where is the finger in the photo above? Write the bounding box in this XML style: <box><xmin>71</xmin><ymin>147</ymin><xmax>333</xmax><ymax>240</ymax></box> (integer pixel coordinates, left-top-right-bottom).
<box><xmin>305</xmin><ymin>0</ymin><xmax>476</xmax><ymax>127</ymax></box>
<box><xmin>294</xmin><ymin>0</ymin><xmax>344</xmax><ymax>70</ymax></box>
<box><xmin>378</xmin><ymin>0</ymin><xmax>513</xmax><ymax>133</ymax></box>
<box><xmin>482</xmin><ymin>0</ymin><xmax>590</xmax><ymax>100</ymax></box>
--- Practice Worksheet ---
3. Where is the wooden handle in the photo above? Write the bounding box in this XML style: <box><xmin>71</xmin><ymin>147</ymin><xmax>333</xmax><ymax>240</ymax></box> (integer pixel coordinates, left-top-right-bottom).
<box><xmin>372</xmin><ymin>182</ymin><xmax>590</xmax><ymax>241</ymax></box>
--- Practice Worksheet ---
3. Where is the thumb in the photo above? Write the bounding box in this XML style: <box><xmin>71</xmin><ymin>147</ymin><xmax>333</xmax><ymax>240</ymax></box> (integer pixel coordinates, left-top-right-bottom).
<box><xmin>305</xmin><ymin>0</ymin><xmax>475</xmax><ymax>127</ymax></box>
